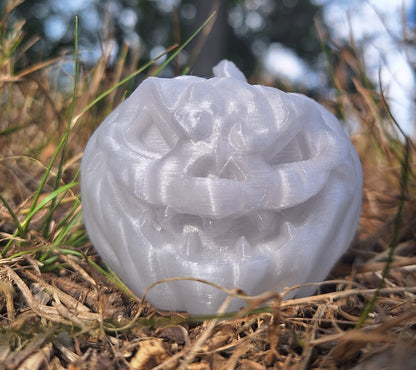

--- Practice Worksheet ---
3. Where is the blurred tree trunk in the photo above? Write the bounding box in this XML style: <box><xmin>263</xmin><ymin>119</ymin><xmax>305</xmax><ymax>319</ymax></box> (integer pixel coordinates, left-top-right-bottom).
<box><xmin>186</xmin><ymin>0</ymin><xmax>228</xmax><ymax>77</ymax></box>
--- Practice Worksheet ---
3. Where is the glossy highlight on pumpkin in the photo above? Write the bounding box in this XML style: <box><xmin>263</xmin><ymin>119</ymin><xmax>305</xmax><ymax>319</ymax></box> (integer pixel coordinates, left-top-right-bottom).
<box><xmin>81</xmin><ymin>60</ymin><xmax>363</xmax><ymax>315</ymax></box>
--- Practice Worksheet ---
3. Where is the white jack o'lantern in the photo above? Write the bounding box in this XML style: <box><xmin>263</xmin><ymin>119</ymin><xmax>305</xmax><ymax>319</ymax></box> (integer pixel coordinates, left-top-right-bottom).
<box><xmin>81</xmin><ymin>60</ymin><xmax>362</xmax><ymax>315</ymax></box>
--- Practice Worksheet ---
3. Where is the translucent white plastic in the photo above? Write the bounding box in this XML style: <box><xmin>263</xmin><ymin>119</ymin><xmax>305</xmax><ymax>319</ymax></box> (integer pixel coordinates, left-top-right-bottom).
<box><xmin>81</xmin><ymin>60</ymin><xmax>362</xmax><ymax>315</ymax></box>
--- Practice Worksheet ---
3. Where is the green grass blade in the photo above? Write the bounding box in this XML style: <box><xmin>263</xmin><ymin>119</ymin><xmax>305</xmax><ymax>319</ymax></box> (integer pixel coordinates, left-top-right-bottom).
<box><xmin>75</xmin><ymin>45</ymin><xmax>178</xmax><ymax>121</ymax></box>
<box><xmin>22</xmin><ymin>18</ymin><xmax>79</xmax><ymax>235</ymax></box>
<box><xmin>0</xmin><ymin>125</ymin><xmax>24</xmax><ymax>137</ymax></box>
<box><xmin>0</xmin><ymin>232</ymin><xmax>18</xmax><ymax>257</ymax></box>
<box><xmin>88</xmin><ymin>260</ymin><xmax>136</xmax><ymax>299</ymax></box>
<box><xmin>0</xmin><ymin>193</ymin><xmax>24</xmax><ymax>237</ymax></box>
<box><xmin>41</xmin><ymin>17</ymin><xmax>80</xmax><ymax>238</ymax></box>
<box><xmin>73</xmin><ymin>11</ymin><xmax>215</xmax><ymax>125</ymax></box>
<box><xmin>21</xmin><ymin>182</ymin><xmax>79</xmax><ymax>231</ymax></box>
<box><xmin>54</xmin><ymin>195</ymin><xmax>81</xmax><ymax>231</ymax></box>
<box><xmin>39</xmin><ymin>168</ymin><xmax>80</xmax><ymax>236</ymax></box>
<box><xmin>53</xmin><ymin>203</ymin><xmax>83</xmax><ymax>246</ymax></box>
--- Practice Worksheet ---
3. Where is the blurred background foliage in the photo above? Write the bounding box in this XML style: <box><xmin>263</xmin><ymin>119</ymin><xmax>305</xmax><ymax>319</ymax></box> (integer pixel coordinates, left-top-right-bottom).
<box><xmin>2</xmin><ymin>0</ymin><xmax>415</xmax><ymax>135</ymax></box>
<box><xmin>5</xmin><ymin>0</ymin><xmax>326</xmax><ymax>78</ymax></box>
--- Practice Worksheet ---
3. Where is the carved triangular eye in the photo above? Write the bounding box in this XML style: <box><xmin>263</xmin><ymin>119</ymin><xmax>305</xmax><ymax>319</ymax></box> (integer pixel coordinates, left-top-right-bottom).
<box><xmin>128</xmin><ymin>108</ymin><xmax>174</xmax><ymax>156</ymax></box>
<box><xmin>140</xmin><ymin>121</ymin><xmax>171</xmax><ymax>153</ymax></box>
<box><xmin>265</xmin><ymin>132</ymin><xmax>312</xmax><ymax>165</ymax></box>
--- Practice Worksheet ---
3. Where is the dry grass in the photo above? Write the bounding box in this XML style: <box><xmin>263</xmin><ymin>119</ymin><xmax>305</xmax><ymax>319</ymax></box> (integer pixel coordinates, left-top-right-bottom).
<box><xmin>1</xmin><ymin>2</ymin><xmax>416</xmax><ymax>369</ymax></box>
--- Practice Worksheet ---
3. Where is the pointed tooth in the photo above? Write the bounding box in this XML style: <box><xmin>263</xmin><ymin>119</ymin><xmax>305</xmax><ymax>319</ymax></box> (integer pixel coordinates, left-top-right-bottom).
<box><xmin>234</xmin><ymin>236</ymin><xmax>252</xmax><ymax>258</ymax></box>
<box><xmin>184</xmin><ymin>232</ymin><xmax>203</xmax><ymax>259</ymax></box>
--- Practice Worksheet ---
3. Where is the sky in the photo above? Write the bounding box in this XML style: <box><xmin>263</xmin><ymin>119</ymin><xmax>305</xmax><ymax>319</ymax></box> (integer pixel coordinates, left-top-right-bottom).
<box><xmin>323</xmin><ymin>0</ymin><xmax>415</xmax><ymax>136</ymax></box>
<box><xmin>264</xmin><ymin>0</ymin><xmax>415</xmax><ymax>136</ymax></box>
